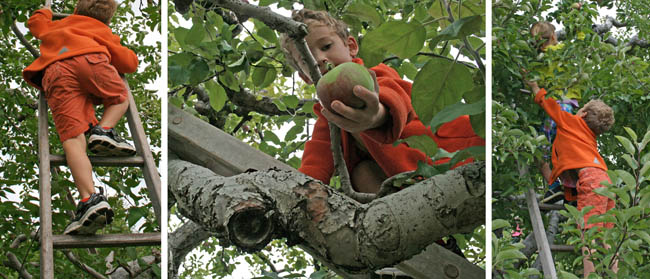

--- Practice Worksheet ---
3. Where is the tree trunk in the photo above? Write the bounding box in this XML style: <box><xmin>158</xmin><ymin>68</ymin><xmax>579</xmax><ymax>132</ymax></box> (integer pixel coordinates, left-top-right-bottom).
<box><xmin>169</xmin><ymin>158</ymin><xmax>484</xmax><ymax>275</ymax></box>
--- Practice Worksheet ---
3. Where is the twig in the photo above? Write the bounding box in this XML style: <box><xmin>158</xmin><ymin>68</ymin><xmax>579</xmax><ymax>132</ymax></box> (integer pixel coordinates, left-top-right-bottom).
<box><xmin>11</xmin><ymin>21</ymin><xmax>40</xmax><ymax>58</ymax></box>
<box><xmin>440</xmin><ymin>0</ymin><xmax>485</xmax><ymax>75</ymax></box>
<box><xmin>63</xmin><ymin>251</ymin><xmax>107</xmax><ymax>279</ymax></box>
<box><xmin>255</xmin><ymin>252</ymin><xmax>278</xmax><ymax>273</ymax></box>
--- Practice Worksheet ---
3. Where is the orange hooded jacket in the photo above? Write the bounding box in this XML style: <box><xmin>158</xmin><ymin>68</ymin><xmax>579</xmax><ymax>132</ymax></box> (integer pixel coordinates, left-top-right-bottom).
<box><xmin>535</xmin><ymin>88</ymin><xmax>608</xmax><ymax>185</ymax></box>
<box><xmin>298</xmin><ymin>58</ymin><xmax>485</xmax><ymax>183</ymax></box>
<box><xmin>22</xmin><ymin>8</ymin><xmax>138</xmax><ymax>91</ymax></box>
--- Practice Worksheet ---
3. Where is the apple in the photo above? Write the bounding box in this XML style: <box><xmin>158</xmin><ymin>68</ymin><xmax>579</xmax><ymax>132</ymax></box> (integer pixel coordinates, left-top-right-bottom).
<box><xmin>571</xmin><ymin>2</ymin><xmax>582</xmax><ymax>9</ymax></box>
<box><xmin>316</xmin><ymin>62</ymin><xmax>375</xmax><ymax>114</ymax></box>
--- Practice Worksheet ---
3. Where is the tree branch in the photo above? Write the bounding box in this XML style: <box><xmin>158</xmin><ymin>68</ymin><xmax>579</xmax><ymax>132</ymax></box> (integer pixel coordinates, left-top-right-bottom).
<box><xmin>63</xmin><ymin>251</ymin><xmax>107</xmax><ymax>279</ymax></box>
<box><xmin>11</xmin><ymin>21</ymin><xmax>40</xmax><ymax>58</ymax></box>
<box><xmin>168</xmin><ymin>221</ymin><xmax>212</xmax><ymax>276</ymax></box>
<box><xmin>556</xmin><ymin>16</ymin><xmax>648</xmax><ymax>48</ymax></box>
<box><xmin>169</xmin><ymin>158</ymin><xmax>485</xmax><ymax>274</ymax></box>
<box><xmin>3</xmin><ymin>253</ymin><xmax>32</xmax><ymax>279</ymax></box>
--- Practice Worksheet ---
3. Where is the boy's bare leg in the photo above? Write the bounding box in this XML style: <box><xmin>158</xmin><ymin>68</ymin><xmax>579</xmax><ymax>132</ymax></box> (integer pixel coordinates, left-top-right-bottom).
<box><xmin>539</xmin><ymin>161</ymin><xmax>552</xmax><ymax>183</ymax></box>
<box><xmin>351</xmin><ymin>160</ymin><xmax>387</xmax><ymax>193</ymax></box>
<box><xmin>98</xmin><ymin>99</ymin><xmax>128</xmax><ymax>128</ymax></box>
<box><xmin>62</xmin><ymin>134</ymin><xmax>94</xmax><ymax>199</ymax></box>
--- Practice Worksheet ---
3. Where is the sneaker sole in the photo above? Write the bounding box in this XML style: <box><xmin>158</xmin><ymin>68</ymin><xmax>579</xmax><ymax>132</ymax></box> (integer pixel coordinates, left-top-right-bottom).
<box><xmin>88</xmin><ymin>135</ymin><xmax>137</xmax><ymax>157</ymax></box>
<box><xmin>63</xmin><ymin>201</ymin><xmax>114</xmax><ymax>235</ymax></box>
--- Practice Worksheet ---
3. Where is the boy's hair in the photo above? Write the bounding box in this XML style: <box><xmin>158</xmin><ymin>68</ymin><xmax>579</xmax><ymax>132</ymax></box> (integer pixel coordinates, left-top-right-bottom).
<box><xmin>279</xmin><ymin>9</ymin><xmax>350</xmax><ymax>75</ymax></box>
<box><xmin>581</xmin><ymin>99</ymin><xmax>614</xmax><ymax>135</ymax></box>
<box><xmin>530</xmin><ymin>21</ymin><xmax>555</xmax><ymax>50</ymax></box>
<box><xmin>75</xmin><ymin>0</ymin><xmax>117</xmax><ymax>25</ymax></box>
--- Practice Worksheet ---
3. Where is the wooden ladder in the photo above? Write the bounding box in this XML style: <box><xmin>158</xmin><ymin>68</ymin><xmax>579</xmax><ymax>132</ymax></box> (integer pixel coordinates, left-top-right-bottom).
<box><xmin>37</xmin><ymin>77</ymin><xmax>161</xmax><ymax>279</ymax></box>
<box><xmin>525</xmin><ymin>187</ymin><xmax>577</xmax><ymax>279</ymax></box>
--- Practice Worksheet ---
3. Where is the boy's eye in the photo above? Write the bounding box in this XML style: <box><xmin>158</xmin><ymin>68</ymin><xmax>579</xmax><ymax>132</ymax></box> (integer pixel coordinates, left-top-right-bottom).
<box><xmin>321</xmin><ymin>43</ymin><xmax>332</xmax><ymax>51</ymax></box>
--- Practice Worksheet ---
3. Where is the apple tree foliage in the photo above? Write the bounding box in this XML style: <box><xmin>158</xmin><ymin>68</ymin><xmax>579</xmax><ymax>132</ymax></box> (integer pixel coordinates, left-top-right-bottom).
<box><xmin>492</xmin><ymin>0</ymin><xmax>650</xmax><ymax>277</ymax></box>
<box><xmin>0</xmin><ymin>0</ymin><xmax>161</xmax><ymax>277</ymax></box>
<box><xmin>168</xmin><ymin>0</ymin><xmax>486</xmax><ymax>277</ymax></box>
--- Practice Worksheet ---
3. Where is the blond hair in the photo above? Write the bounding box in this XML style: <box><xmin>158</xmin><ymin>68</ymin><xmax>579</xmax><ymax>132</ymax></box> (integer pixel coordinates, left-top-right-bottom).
<box><xmin>279</xmin><ymin>9</ymin><xmax>350</xmax><ymax>75</ymax></box>
<box><xmin>530</xmin><ymin>21</ymin><xmax>556</xmax><ymax>51</ymax></box>
<box><xmin>75</xmin><ymin>0</ymin><xmax>117</xmax><ymax>25</ymax></box>
<box><xmin>582</xmin><ymin>99</ymin><xmax>614</xmax><ymax>135</ymax></box>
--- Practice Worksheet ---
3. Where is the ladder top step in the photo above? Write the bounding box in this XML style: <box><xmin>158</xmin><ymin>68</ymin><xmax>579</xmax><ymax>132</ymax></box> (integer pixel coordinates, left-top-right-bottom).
<box><xmin>550</xmin><ymin>244</ymin><xmax>575</xmax><ymax>252</ymax></box>
<box><xmin>50</xmin><ymin>154</ymin><xmax>144</xmax><ymax>167</ymax></box>
<box><xmin>52</xmin><ymin>232</ymin><xmax>160</xmax><ymax>249</ymax></box>
<box><xmin>538</xmin><ymin>203</ymin><xmax>565</xmax><ymax>211</ymax></box>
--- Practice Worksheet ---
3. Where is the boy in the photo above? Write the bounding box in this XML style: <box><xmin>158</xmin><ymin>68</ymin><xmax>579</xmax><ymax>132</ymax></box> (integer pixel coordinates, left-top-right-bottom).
<box><xmin>528</xmin><ymin>81</ymin><xmax>616</xmax><ymax>277</ymax></box>
<box><xmin>530</xmin><ymin>21</ymin><xmax>582</xmax><ymax>204</ymax></box>
<box><xmin>279</xmin><ymin>9</ymin><xmax>484</xmax><ymax>194</ymax></box>
<box><xmin>22</xmin><ymin>0</ymin><xmax>138</xmax><ymax>235</ymax></box>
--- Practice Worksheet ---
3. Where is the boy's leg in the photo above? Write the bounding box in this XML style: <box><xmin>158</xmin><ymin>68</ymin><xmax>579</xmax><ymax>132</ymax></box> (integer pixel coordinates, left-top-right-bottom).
<box><xmin>80</xmin><ymin>53</ymin><xmax>136</xmax><ymax>156</ymax></box>
<box><xmin>98</xmin><ymin>98</ymin><xmax>128</xmax><ymax>128</ymax></box>
<box><xmin>62</xmin><ymin>134</ymin><xmax>95</xmax><ymax>199</ymax></box>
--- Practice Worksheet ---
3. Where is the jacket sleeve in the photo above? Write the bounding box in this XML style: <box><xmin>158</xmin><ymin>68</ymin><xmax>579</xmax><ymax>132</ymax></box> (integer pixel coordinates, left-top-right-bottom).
<box><xmin>27</xmin><ymin>9</ymin><xmax>53</xmax><ymax>38</ymax></box>
<box><xmin>298</xmin><ymin>104</ymin><xmax>335</xmax><ymax>183</ymax></box>
<box><xmin>361</xmin><ymin>64</ymin><xmax>415</xmax><ymax>144</ymax></box>
<box><xmin>105</xmin><ymin>33</ymin><xmax>138</xmax><ymax>74</ymax></box>
<box><xmin>534</xmin><ymin>88</ymin><xmax>571</xmax><ymax>127</ymax></box>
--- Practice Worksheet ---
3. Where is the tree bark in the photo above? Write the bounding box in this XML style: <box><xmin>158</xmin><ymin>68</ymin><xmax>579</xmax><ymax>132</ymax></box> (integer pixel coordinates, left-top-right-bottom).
<box><xmin>168</xmin><ymin>221</ymin><xmax>212</xmax><ymax>275</ymax></box>
<box><xmin>169</xmin><ymin>158</ymin><xmax>484</xmax><ymax>274</ymax></box>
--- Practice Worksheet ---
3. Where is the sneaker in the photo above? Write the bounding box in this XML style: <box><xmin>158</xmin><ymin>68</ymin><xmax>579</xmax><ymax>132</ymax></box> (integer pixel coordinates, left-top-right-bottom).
<box><xmin>63</xmin><ymin>190</ymin><xmax>114</xmax><ymax>235</ymax></box>
<box><xmin>88</xmin><ymin>125</ymin><xmax>137</xmax><ymax>156</ymax></box>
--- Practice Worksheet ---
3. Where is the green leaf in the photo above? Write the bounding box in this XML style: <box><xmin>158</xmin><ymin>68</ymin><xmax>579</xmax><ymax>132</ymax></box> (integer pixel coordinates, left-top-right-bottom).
<box><xmin>411</xmin><ymin>58</ymin><xmax>474</xmax><ymax>124</ymax></box>
<box><xmin>205</xmin><ymin>80</ymin><xmax>227</xmax><ymax>112</ymax></box>
<box><xmin>449</xmin><ymin>146</ymin><xmax>485</xmax><ymax>167</ymax></box>
<box><xmin>186</xmin><ymin>19</ymin><xmax>206</xmax><ymax>46</ymax></box>
<box><xmin>264</xmin><ymin>131</ymin><xmax>281</xmax><ymax>145</ymax></box>
<box><xmin>400</xmin><ymin>135</ymin><xmax>438</xmax><ymax>157</ymax></box>
<box><xmin>616</xmin><ymin>135</ymin><xmax>636</xmax><ymax>155</ymax></box>
<box><xmin>359</xmin><ymin>21</ymin><xmax>426</xmax><ymax>66</ymax></box>
<box><xmin>188</xmin><ymin>58</ymin><xmax>210</xmax><ymax>85</ymax></box>
<box><xmin>429</xmin><ymin>97</ymin><xmax>485</xmax><ymax>131</ymax></box>
<box><xmin>218</xmin><ymin>70</ymin><xmax>240</xmax><ymax>91</ymax></box>
<box><xmin>496</xmin><ymin>249</ymin><xmax>527</xmax><ymax>262</ymax></box>
<box><xmin>624</xmin><ymin>127</ymin><xmax>638</xmax><ymax>142</ymax></box>
<box><xmin>640</xmin><ymin>130</ymin><xmax>650</xmax><ymax>152</ymax></box>
<box><xmin>492</xmin><ymin>219</ymin><xmax>511</xmax><ymax>231</ymax></box>
<box><xmin>558</xmin><ymin>270</ymin><xmax>580</xmax><ymax>279</ymax></box>
<box><xmin>252</xmin><ymin>65</ymin><xmax>277</xmax><ymax>88</ymax></box>
<box><xmin>432</xmin><ymin>15</ymin><xmax>483</xmax><ymax>42</ymax></box>
<box><xmin>345</xmin><ymin>2</ymin><xmax>382</xmax><ymax>26</ymax></box>
<box><xmin>257</xmin><ymin>24</ymin><xmax>278</xmax><ymax>44</ymax></box>
<box><xmin>621</xmin><ymin>154</ymin><xmax>639</xmax><ymax>170</ymax></box>
<box><xmin>615</xmin><ymin>169</ymin><xmax>636</xmax><ymax>188</ymax></box>
<box><xmin>470</xmin><ymin>113</ymin><xmax>485</xmax><ymax>139</ymax></box>
<box><xmin>592</xmin><ymin>187</ymin><xmax>616</xmax><ymax>201</ymax></box>
<box><xmin>636</xmin><ymin>230</ymin><xmax>650</xmax><ymax>246</ymax></box>
<box><xmin>282</xmin><ymin>95</ymin><xmax>300</xmax><ymax>109</ymax></box>
<box><xmin>640</xmin><ymin>161</ymin><xmax>650</xmax><ymax>178</ymax></box>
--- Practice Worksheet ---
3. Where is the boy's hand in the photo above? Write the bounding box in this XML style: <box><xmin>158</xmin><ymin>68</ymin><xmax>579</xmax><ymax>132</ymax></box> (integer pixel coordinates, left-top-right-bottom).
<box><xmin>525</xmin><ymin>80</ymin><xmax>540</xmax><ymax>94</ymax></box>
<box><xmin>320</xmin><ymin>83</ymin><xmax>388</xmax><ymax>134</ymax></box>
<box><xmin>42</xmin><ymin>4</ymin><xmax>52</xmax><ymax>11</ymax></box>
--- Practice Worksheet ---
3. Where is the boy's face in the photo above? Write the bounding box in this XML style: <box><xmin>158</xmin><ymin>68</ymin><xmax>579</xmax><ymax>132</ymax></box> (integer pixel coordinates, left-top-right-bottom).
<box><xmin>293</xmin><ymin>23</ymin><xmax>359</xmax><ymax>84</ymax></box>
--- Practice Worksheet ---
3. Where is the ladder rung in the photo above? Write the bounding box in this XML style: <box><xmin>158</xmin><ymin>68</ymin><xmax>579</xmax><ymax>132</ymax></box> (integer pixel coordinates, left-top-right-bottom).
<box><xmin>50</xmin><ymin>154</ymin><xmax>144</xmax><ymax>167</ymax></box>
<box><xmin>550</xmin><ymin>244</ymin><xmax>575</xmax><ymax>252</ymax></box>
<box><xmin>539</xmin><ymin>203</ymin><xmax>565</xmax><ymax>211</ymax></box>
<box><xmin>52</xmin><ymin>232</ymin><xmax>160</xmax><ymax>249</ymax></box>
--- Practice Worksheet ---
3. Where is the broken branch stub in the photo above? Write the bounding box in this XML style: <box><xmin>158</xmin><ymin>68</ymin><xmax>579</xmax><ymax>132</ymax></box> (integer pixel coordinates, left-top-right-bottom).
<box><xmin>169</xmin><ymin>159</ymin><xmax>485</xmax><ymax>273</ymax></box>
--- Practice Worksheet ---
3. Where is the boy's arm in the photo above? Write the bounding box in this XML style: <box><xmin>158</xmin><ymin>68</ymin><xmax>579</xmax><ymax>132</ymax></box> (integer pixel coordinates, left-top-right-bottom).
<box><xmin>532</xmin><ymin>84</ymin><xmax>570</xmax><ymax>125</ymax></box>
<box><xmin>298</xmin><ymin>105</ymin><xmax>335</xmax><ymax>183</ymax></box>
<box><xmin>27</xmin><ymin>8</ymin><xmax>53</xmax><ymax>38</ymax></box>
<box><xmin>105</xmin><ymin>33</ymin><xmax>138</xmax><ymax>74</ymax></box>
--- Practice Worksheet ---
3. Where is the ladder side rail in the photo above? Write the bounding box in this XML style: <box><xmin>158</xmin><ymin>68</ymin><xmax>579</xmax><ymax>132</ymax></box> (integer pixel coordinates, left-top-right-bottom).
<box><xmin>38</xmin><ymin>92</ymin><xmax>55</xmax><ymax>279</ymax></box>
<box><xmin>526</xmin><ymin>187</ymin><xmax>557</xmax><ymax>279</ymax></box>
<box><xmin>122</xmin><ymin>77</ymin><xmax>161</xmax><ymax>225</ymax></box>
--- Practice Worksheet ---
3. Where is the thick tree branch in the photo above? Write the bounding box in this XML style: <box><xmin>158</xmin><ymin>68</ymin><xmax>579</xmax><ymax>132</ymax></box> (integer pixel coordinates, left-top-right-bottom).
<box><xmin>11</xmin><ymin>21</ymin><xmax>40</xmax><ymax>58</ymax></box>
<box><xmin>169</xmin><ymin>158</ymin><xmax>484</xmax><ymax>274</ymax></box>
<box><xmin>169</xmin><ymin>221</ymin><xmax>212</xmax><ymax>276</ymax></box>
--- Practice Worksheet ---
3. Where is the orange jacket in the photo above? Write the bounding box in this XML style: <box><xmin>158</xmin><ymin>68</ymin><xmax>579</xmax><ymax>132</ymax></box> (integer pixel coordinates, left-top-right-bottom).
<box><xmin>535</xmin><ymin>88</ymin><xmax>608</xmax><ymax>184</ymax></box>
<box><xmin>299</xmin><ymin>58</ymin><xmax>485</xmax><ymax>183</ymax></box>
<box><xmin>23</xmin><ymin>8</ymin><xmax>138</xmax><ymax>90</ymax></box>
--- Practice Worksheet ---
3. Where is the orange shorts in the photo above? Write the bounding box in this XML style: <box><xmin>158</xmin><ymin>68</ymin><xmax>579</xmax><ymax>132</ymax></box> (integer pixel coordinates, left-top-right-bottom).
<box><xmin>42</xmin><ymin>53</ymin><xmax>128</xmax><ymax>142</ymax></box>
<box><xmin>577</xmin><ymin>167</ymin><xmax>615</xmax><ymax>229</ymax></box>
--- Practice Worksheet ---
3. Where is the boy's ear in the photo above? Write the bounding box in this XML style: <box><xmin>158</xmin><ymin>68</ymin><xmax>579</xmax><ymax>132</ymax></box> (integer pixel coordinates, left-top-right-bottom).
<box><xmin>346</xmin><ymin>36</ymin><xmax>359</xmax><ymax>57</ymax></box>
<box><xmin>298</xmin><ymin>72</ymin><xmax>313</xmax><ymax>84</ymax></box>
